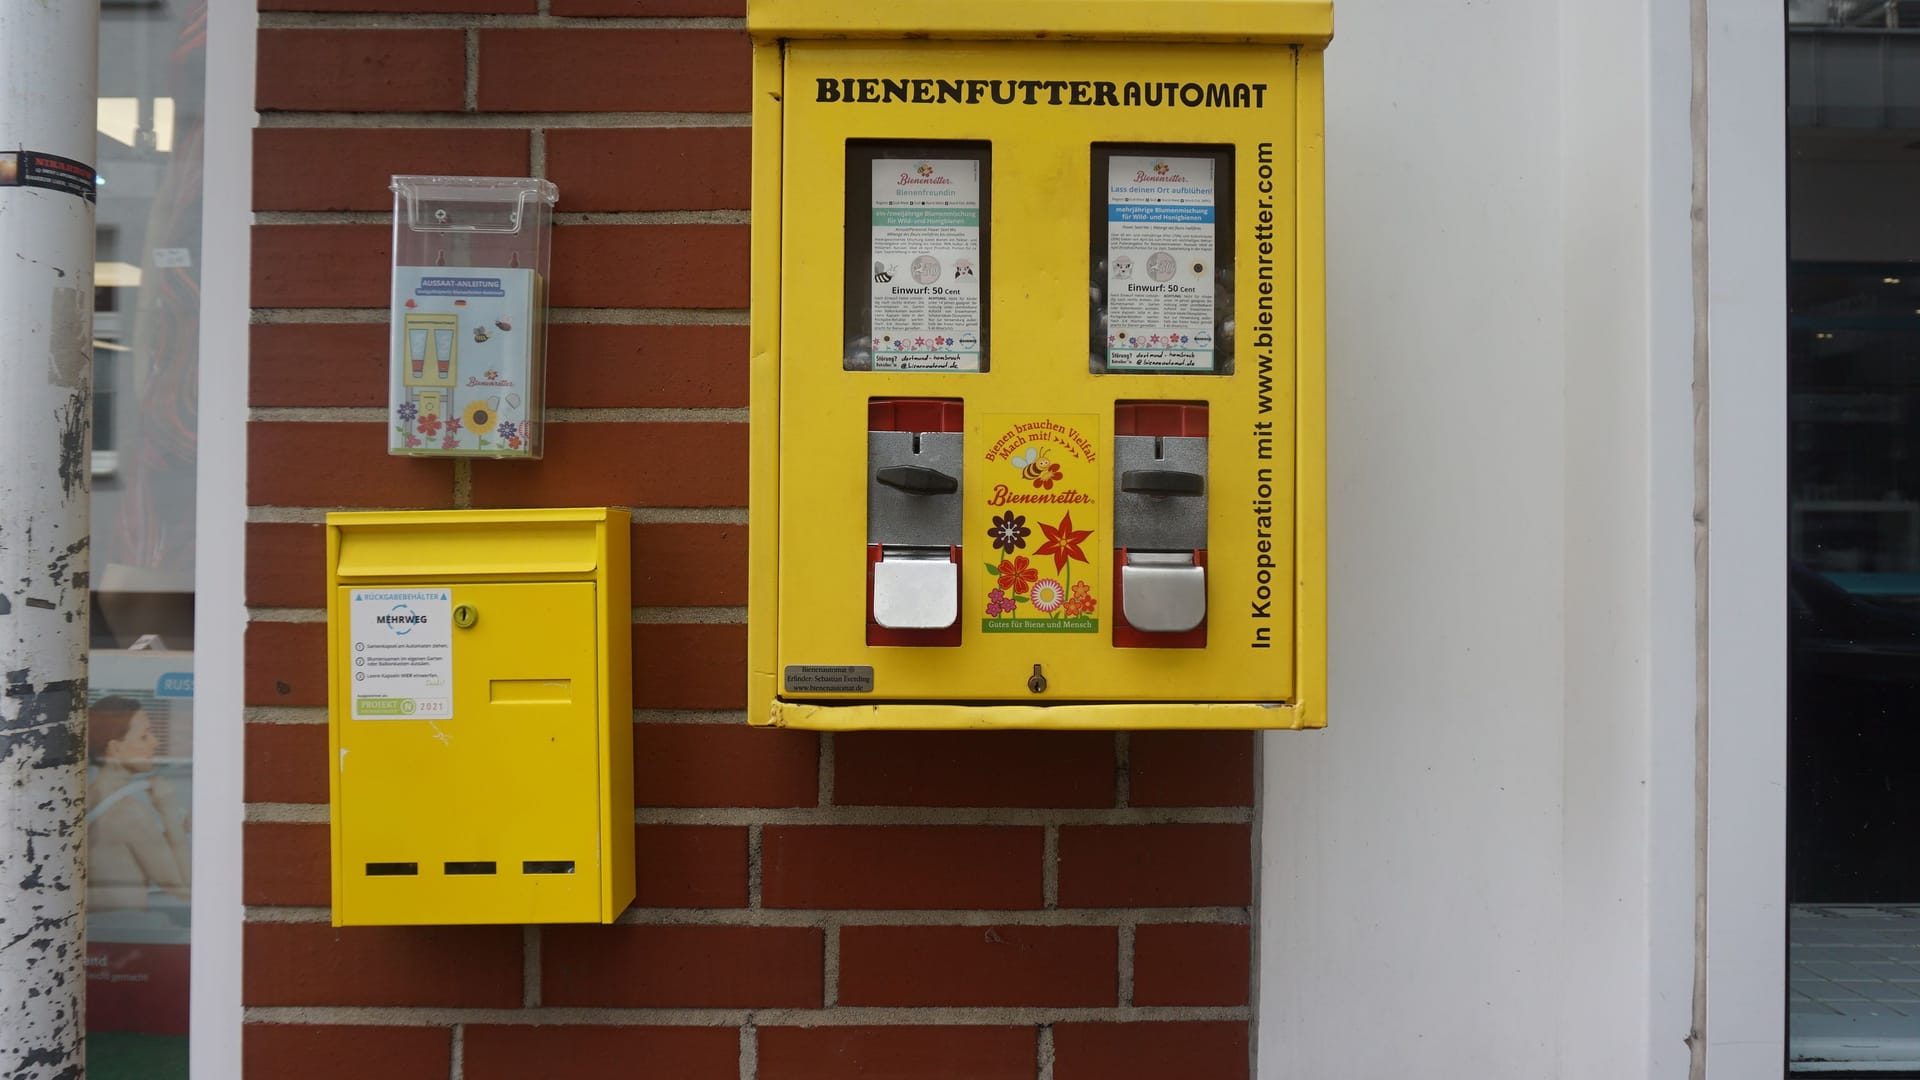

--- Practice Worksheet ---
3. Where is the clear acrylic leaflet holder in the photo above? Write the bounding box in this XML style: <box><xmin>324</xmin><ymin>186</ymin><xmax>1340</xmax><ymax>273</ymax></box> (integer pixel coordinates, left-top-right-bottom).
<box><xmin>388</xmin><ymin>175</ymin><xmax>557</xmax><ymax>460</ymax></box>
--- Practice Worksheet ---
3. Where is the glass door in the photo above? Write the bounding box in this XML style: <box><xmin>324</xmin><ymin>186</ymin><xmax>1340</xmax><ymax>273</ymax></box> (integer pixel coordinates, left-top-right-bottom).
<box><xmin>1789</xmin><ymin>2</ymin><xmax>1920</xmax><ymax>1071</ymax></box>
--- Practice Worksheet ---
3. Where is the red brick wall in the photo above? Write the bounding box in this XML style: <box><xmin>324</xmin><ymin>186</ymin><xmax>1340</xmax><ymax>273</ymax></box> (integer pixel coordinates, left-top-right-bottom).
<box><xmin>243</xmin><ymin>4</ymin><xmax>1260</xmax><ymax>1077</ymax></box>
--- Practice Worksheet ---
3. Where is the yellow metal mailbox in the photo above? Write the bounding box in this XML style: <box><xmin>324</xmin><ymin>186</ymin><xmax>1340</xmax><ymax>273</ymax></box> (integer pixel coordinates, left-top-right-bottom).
<box><xmin>748</xmin><ymin>0</ymin><xmax>1330</xmax><ymax>730</ymax></box>
<box><xmin>326</xmin><ymin>508</ymin><xmax>633</xmax><ymax>925</ymax></box>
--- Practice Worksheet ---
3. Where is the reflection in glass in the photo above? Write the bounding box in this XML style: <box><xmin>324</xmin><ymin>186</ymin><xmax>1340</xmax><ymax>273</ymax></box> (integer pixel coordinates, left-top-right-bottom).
<box><xmin>87</xmin><ymin>2</ymin><xmax>204</xmax><ymax>1076</ymax></box>
<box><xmin>1787</xmin><ymin>20</ymin><xmax>1920</xmax><ymax>1057</ymax></box>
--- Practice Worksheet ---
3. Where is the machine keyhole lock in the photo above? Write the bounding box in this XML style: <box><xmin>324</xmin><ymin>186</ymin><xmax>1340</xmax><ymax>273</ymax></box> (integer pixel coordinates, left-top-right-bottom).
<box><xmin>1027</xmin><ymin>664</ymin><xmax>1047</xmax><ymax>695</ymax></box>
<box><xmin>452</xmin><ymin>604</ymin><xmax>478</xmax><ymax>629</ymax></box>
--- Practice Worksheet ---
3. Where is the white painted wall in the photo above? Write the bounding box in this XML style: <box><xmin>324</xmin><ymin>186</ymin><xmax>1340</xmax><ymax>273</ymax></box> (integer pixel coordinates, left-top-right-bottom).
<box><xmin>1260</xmin><ymin>1</ymin><xmax>1573</xmax><ymax>1073</ymax></box>
<box><xmin>1255</xmin><ymin>0</ymin><xmax>1740</xmax><ymax>1073</ymax></box>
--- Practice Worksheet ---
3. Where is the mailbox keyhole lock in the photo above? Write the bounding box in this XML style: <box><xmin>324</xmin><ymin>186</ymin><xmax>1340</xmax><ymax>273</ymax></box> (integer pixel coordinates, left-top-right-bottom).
<box><xmin>1027</xmin><ymin>664</ymin><xmax>1047</xmax><ymax>695</ymax></box>
<box><xmin>453</xmin><ymin>604</ymin><xmax>478</xmax><ymax>629</ymax></box>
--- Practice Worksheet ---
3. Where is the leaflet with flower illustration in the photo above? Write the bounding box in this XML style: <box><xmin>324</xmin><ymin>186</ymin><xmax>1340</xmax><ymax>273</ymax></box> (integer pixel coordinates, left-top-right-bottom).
<box><xmin>388</xmin><ymin>266</ymin><xmax>543</xmax><ymax>458</ymax></box>
<box><xmin>870</xmin><ymin>158</ymin><xmax>983</xmax><ymax>372</ymax></box>
<box><xmin>1104</xmin><ymin>155</ymin><xmax>1217</xmax><ymax>372</ymax></box>
<box><xmin>980</xmin><ymin>414</ymin><xmax>1101</xmax><ymax>634</ymax></box>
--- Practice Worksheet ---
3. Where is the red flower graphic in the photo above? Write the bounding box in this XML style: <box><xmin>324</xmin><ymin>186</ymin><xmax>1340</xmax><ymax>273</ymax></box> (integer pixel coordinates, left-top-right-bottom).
<box><xmin>416</xmin><ymin>413</ymin><xmax>442</xmax><ymax>436</ymax></box>
<box><xmin>1035</xmin><ymin>513</ymin><xmax>1092</xmax><ymax>572</ymax></box>
<box><xmin>996</xmin><ymin>555</ymin><xmax>1038</xmax><ymax>595</ymax></box>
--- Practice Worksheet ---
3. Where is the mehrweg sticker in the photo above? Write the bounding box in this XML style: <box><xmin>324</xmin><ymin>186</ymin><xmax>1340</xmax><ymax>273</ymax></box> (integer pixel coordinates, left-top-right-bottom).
<box><xmin>348</xmin><ymin>588</ymin><xmax>453</xmax><ymax>719</ymax></box>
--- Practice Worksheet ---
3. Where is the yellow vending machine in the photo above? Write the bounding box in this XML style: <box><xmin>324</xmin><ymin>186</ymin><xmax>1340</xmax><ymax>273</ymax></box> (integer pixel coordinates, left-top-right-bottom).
<box><xmin>747</xmin><ymin>0</ymin><xmax>1330</xmax><ymax>730</ymax></box>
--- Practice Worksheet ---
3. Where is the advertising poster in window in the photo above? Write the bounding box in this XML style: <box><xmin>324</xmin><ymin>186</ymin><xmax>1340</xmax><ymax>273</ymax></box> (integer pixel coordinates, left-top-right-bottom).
<box><xmin>85</xmin><ymin>654</ymin><xmax>194</xmax><ymax>1041</ymax></box>
<box><xmin>869</xmin><ymin>158</ymin><xmax>983</xmax><ymax>372</ymax></box>
<box><xmin>1104</xmin><ymin>155</ymin><xmax>1218</xmax><ymax>371</ymax></box>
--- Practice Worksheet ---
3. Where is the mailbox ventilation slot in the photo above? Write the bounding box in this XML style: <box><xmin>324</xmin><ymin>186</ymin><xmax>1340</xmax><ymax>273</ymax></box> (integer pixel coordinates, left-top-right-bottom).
<box><xmin>523</xmin><ymin>860</ymin><xmax>576</xmax><ymax>875</ymax></box>
<box><xmin>365</xmin><ymin>862</ymin><xmax>419</xmax><ymax>876</ymax></box>
<box><xmin>444</xmin><ymin>861</ymin><xmax>497</xmax><ymax>875</ymax></box>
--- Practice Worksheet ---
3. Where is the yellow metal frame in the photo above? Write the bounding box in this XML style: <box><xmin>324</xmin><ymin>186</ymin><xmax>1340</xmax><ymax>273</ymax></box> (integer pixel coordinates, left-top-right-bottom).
<box><xmin>326</xmin><ymin>508</ymin><xmax>633</xmax><ymax>925</ymax></box>
<box><xmin>747</xmin><ymin>0</ymin><xmax>1332</xmax><ymax>45</ymax></box>
<box><xmin>748</xmin><ymin>7</ymin><xmax>1327</xmax><ymax>731</ymax></box>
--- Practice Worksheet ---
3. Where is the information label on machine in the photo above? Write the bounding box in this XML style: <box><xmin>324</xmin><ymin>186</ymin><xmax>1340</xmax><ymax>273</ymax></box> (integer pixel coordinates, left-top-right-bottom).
<box><xmin>348</xmin><ymin>588</ymin><xmax>453</xmax><ymax>720</ymax></box>
<box><xmin>870</xmin><ymin>158</ymin><xmax>982</xmax><ymax>372</ymax></box>
<box><xmin>1104</xmin><ymin>155</ymin><xmax>1217</xmax><ymax>372</ymax></box>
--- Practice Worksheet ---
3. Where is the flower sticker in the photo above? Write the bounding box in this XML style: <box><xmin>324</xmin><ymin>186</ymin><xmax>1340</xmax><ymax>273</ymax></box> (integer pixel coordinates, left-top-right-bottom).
<box><xmin>1030</xmin><ymin>579</ymin><xmax>1066</xmax><ymax>613</ymax></box>
<box><xmin>978</xmin><ymin>416</ymin><xmax>1101</xmax><ymax>633</ymax></box>
<box><xmin>1062</xmin><ymin>581</ymin><xmax>1096</xmax><ymax>619</ymax></box>
<box><xmin>1070</xmin><ymin>581</ymin><xmax>1096</xmax><ymax>613</ymax></box>
<box><xmin>1035</xmin><ymin>513</ymin><xmax>1093</xmax><ymax>572</ymax></box>
<box><xmin>995</xmin><ymin>555</ymin><xmax>1037</xmax><ymax>596</ymax></box>
<box><xmin>463</xmin><ymin>400</ymin><xmax>499</xmax><ymax>435</ymax></box>
<box><xmin>988</xmin><ymin>512</ymin><xmax>1030</xmax><ymax>555</ymax></box>
<box><xmin>397</xmin><ymin>401</ymin><xmax>418</xmax><ymax>423</ymax></box>
<box><xmin>416</xmin><ymin>413</ymin><xmax>442</xmax><ymax>437</ymax></box>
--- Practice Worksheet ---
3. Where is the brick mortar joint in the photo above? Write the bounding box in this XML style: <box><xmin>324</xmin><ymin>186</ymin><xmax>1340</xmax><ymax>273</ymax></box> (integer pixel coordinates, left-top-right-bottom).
<box><xmin>598</xmin><ymin>907</ymin><xmax>1255</xmax><ymax>928</ymax></box>
<box><xmin>245</xmin><ymin>903</ymin><xmax>1253</xmax><ymax>928</ymax></box>
<box><xmin>739</xmin><ymin>1022</ymin><xmax>758</xmax><ymax>1080</ymax></box>
<box><xmin>258</xmin><ymin>13</ymin><xmax>745</xmax><ymax>30</ymax></box>
<box><xmin>240</xmin><ymin>1004</ymin><xmax>1256</xmax><ymax>1027</ymax></box>
<box><xmin>463</xmin><ymin>27</ymin><xmax>479</xmax><ymax>112</ymax></box>
<box><xmin>237</xmin><ymin>803</ymin><xmax>1252</xmax><ymax>829</ymax></box>
<box><xmin>522</xmin><ymin>926</ymin><xmax>541</xmax><ymax>1008</ymax></box>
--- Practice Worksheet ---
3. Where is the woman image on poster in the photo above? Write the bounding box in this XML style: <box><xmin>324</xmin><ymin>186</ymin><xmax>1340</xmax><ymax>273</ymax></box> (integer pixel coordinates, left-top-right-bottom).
<box><xmin>86</xmin><ymin>697</ymin><xmax>190</xmax><ymax>912</ymax></box>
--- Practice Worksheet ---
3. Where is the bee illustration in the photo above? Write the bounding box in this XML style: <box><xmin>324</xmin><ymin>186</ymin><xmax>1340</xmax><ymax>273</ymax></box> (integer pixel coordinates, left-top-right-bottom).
<box><xmin>873</xmin><ymin>260</ymin><xmax>894</xmax><ymax>284</ymax></box>
<box><xmin>472</xmin><ymin>326</ymin><xmax>491</xmax><ymax>343</ymax></box>
<box><xmin>952</xmin><ymin>258</ymin><xmax>974</xmax><ymax>279</ymax></box>
<box><xmin>1012</xmin><ymin>445</ymin><xmax>1063</xmax><ymax>489</ymax></box>
<box><xmin>1112</xmin><ymin>255</ymin><xmax>1133</xmax><ymax>281</ymax></box>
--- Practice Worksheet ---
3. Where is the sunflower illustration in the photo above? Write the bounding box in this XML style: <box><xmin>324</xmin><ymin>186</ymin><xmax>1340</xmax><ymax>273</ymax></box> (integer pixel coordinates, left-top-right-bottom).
<box><xmin>463</xmin><ymin>399</ymin><xmax>500</xmax><ymax>435</ymax></box>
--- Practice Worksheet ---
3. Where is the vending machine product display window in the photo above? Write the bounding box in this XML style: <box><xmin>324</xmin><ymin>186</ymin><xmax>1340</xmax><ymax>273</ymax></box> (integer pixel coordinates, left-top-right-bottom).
<box><xmin>844</xmin><ymin>141</ymin><xmax>993</xmax><ymax>372</ymax></box>
<box><xmin>1090</xmin><ymin>145</ymin><xmax>1235</xmax><ymax>375</ymax></box>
